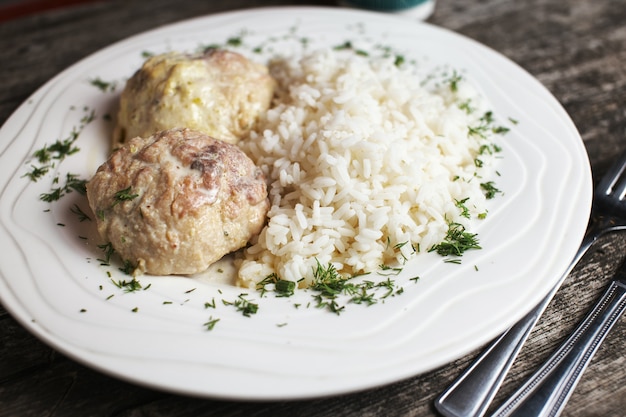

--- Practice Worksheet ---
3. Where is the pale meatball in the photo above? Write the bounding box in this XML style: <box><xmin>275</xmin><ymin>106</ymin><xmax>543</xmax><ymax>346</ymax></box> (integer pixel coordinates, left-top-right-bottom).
<box><xmin>113</xmin><ymin>48</ymin><xmax>276</xmax><ymax>149</ymax></box>
<box><xmin>87</xmin><ymin>128</ymin><xmax>270</xmax><ymax>276</ymax></box>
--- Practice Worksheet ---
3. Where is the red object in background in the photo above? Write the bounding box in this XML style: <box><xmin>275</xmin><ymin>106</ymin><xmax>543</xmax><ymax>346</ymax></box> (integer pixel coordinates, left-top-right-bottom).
<box><xmin>0</xmin><ymin>0</ymin><xmax>104</xmax><ymax>23</ymax></box>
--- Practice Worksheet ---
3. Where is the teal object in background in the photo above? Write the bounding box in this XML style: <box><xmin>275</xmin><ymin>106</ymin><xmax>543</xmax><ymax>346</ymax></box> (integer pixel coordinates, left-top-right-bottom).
<box><xmin>339</xmin><ymin>0</ymin><xmax>436</xmax><ymax>19</ymax></box>
<box><xmin>341</xmin><ymin>0</ymin><xmax>430</xmax><ymax>12</ymax></box>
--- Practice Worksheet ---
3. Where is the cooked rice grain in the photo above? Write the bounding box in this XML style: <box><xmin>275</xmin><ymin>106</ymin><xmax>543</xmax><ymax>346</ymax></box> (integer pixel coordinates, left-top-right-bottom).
<box><xmin>237</xmin><ymin>49</ymin><xmax>500</xmax><ymax>288</ymax></box>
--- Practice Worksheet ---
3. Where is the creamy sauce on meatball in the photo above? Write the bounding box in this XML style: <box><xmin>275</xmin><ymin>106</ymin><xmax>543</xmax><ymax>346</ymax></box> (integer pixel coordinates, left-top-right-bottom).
<box><xmin>113</xmin><ymin>49</ymin><xmax>276</xmax><ymax>149</ymax></box>
<box><xmin>87</xmin><ymin>128</ymin><xmax>269</xmax><ymax>276</ymax></box>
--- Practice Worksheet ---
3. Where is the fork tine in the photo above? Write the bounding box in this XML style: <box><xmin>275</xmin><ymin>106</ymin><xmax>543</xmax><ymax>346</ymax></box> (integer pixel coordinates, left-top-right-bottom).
<box><xmin>597</xmin><ymin>149</ymin><xmax>626</xmax><ymax>197</ymax></box>
<box><xmin>613</xmin><ymin>168</ymin><xmax>626</xmax><ymax>200</ymax></box>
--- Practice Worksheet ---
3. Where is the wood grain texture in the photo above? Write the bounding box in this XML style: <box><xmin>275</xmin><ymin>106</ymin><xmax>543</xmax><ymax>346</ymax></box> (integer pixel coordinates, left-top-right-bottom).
<box><xmin>1</xmin><ymin>0</ymin><xmax>625</xmax><ymax>416</ymax></box>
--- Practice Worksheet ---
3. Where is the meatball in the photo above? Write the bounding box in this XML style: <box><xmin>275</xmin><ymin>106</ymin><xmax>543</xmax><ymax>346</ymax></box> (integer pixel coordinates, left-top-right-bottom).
<box><xmin>113</xmin><ymin>48</ymin><xmax>276</xmax><ymax>149</ymax></box>
<box><xmin>86</xmin><ymin>128</ymin><xmax>270</xmax><ymax>276</ymax></box>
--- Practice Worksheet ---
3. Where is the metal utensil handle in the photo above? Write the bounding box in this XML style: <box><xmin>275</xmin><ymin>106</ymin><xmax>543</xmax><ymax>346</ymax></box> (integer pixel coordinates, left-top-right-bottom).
<box><xmin>434</xmin><ymin>301</ymin><xmax>544</xmax><ymax>417</ymax></box>
<box><xmin>435</xmin><ymin>230</ymin><xmax>598</xmax><ymax>417</ymax></box>
<box><xmin>492</xmin><ymin>279</ymin><xmax>626</xmax><ymax>417</ymax></box>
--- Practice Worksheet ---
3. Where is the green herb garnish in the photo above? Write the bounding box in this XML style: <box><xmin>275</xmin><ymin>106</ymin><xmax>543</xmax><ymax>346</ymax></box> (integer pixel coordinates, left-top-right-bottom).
<box><xmin>89</xmin><ymin>77</ymin><xmax>117</xmax><ymax>93</ymax></box>
<box><xmin>37</xmin><ymin>173</ymin><xmax>86</xmax><ymax>203</ymax></box>
<box><xmin>223</xmin><ymin>294</ymin><xmax>259</xmax><ymax>317</ymax></box>
<box><xmin>23</xmin><ymin>165</ymin><xmax>49</xmax><ymax>182</ymax></box>
<box><xmin>455</xmin><ymin>197</ymin><xmax>471</xmax><ymax>219</ymax></box>
<box><xmin>468</xmin><ymin>111</ymin><xmax>510</xmax><ymax>140</ymax></box>
<box><xmin>305</xmin><ymin>260</ymin><xmax>404</xmax><ymax>314</ymax></box>
<box><xmin>112</xmin><ymin>277</ymin><xmax>142</xmax><ymax>292</ymax></box>
<box><xmin>70</xmin><ymin>204</ymin><xmax>91</xmax><ymax>222</ymax></box>
<box><xmin>204</xmin><ymin>316</ymin><xmax>220</xmax><ymax>330</ymax></box>
<box><xmin>480</xmin><ymin>181</ymin><xmax>502</xmax><ymax>199</ymax></box>
<box><xmin>257</xmin><ymin>273</ymin><xmax>296</xmax><ymax>297</ymax></box>
<box><xmin>378</xmin><ymin>264</ymin><xmax>403</xmax><ymax>276</ymax></box>
<box><xmin>119</xmin><ymin>260</ymin><xmax>137</xmax><ymax>276</ymax></box>
<box><xmin>97</xmin><ymin>242</ymin><xmax>114</xmax><ymax>265</ymax></box>
<box><xmin>226</xmin><ymin>37</ymin><xmax>242</xmax><ymax>47</ymax></box>
<box><xmin>448</xmin><ymin>70</ymin><xmax>463</xmax><ymax>92</ymax></box>
<box><xmin>430</xmin><ymin>222</ymin><xmax>481</xmax><ymax>258</ymax></box>
<box><xmin>112</xmin><ymin>186</ymin><xmax>139</xmax><ymax>206</ymax></box>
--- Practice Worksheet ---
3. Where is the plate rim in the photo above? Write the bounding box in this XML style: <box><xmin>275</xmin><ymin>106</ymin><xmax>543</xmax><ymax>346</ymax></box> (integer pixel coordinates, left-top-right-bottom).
<box><xmin>0</xmin><ymin>5</ymin><xmax>592</xmax><ymax>400</ymax></box>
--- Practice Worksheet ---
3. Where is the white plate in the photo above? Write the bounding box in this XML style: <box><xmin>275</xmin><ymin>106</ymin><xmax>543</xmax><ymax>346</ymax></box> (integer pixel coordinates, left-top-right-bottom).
<box><xmin>0</xmin><ymin>7</ymin><xmax>591</xmax><ymax>400</ymax></box>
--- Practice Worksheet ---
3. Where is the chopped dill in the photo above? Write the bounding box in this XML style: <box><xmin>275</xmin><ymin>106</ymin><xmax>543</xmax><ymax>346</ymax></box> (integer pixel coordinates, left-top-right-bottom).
<box><xmin>256</xmin><ymin>273</ymin><xmax>295</xmax><ymax>297</ymax></box>
<box><xmin>429</xmin><ymin>222</ymin><xmax>481</xmax><ymax>258</ymax></box>
<box><xmin>455</xmin><ymin>197</ymin><xmax>471</xmax><ymax>219</ymax></box>
<box><xmin>89</xmin><ymin>77</ymin><xmax>117</xmax><ymax>93</ymax></box>
<box><xmin>479</xmin><ymin>143</ymin><xmax>502</xmax><ymax>155</ymax></box>
<box><xmin>66</xmin><ymin>174</ymin><xmax>87</xmax><ymax>195</ymax></box>
<box><xmin>226</xmin><ymin>37</ymin><xmax>243</xmax><ymax>47</ymax></box>
<box><xmin>394</xmin><ymin>240</ymin><xmax>406</xmax><ymax>251</ymax></box>
<box><xmin>492</xmin><ymin>126</ymin><xmax>510</xmax><ymax>134</ymax></box>
<box><xmin>458</xmin><ymin>99</ymin><xmax>474</xmax><ymax>114</ymax></box>
<box><xmin>375</xmin><ymin>277</ymin><xmax>397</xmax><ymax>299</ymax></box>
<box><xmin>22</xmin><ymin>165</ymin><xmax>49</xmax><ymax>182</ymax></box>
<box><xmin>309</xmin><ymin>261</ymin><xmax>347</xmax><ymax>314</ymax></box>
<box><xmin>468</xmin><ymin>111</ymin><xmax>511</xmax><ymax>139</ymax></box>
<box><xmin>480</xmin><ymin>181</ymin><xmax>502</xmax><ymax>199</ymax></box>
<box><xmin>304</xmin><ymin>260</ymin><xmax>404</xmax><ymax>314</ymax></box>
<box><xmin>444</xmin><ymin>259</ymin><xmax>462</xmax><ymax>264</ymax></box>
<box><xmin>38</xmin><ymin>173</ymin><xmax>86</xmax><ymax>202</ymax></box>
<box><xmin>311</xmin><ymin>261</ymin><xmax>345</xmax><ymax>296</ymax></box>
<box><xmin>204</xmin><ymin>316</ymin><xmax>220</xmax><ymax>330</ymax></box>
<box><xmin>349</xmin><ymin>284</ymin><xmax>378</xmax><ymax>306</ymax></box>
<box><xmin>275</xmin><ymin>279</ymin><xmax>296</xmax><ymax>297</ymax></box>
<box><xmin>333</xmin><ymin>40</ymin><xmax>353</xmax><ymax>50</ymax></box>
<box><xmin>112</xmin><ymin>186</ymin><xmax>139</xmax><ymax>206</ymax></box>
<box><xmin>378</xmin><ymin>264</ymin><xmax>403</xmax><ymax>276</ymax></box>
<box><xmin>97</xmin><ymin>242</ymin><xmax>114</xmax><ymax>265</ymax></box>
<box><xmin>34</xmin><ymin>145</ymin><xmax>51</xmax><ymax>164</ymax></box>
<box><xmin>112</xmin><ymin>277</ymin><xmax>142</xmax><ymax>292</ymax></box>
<box><xmin>40</xmin><ymin>188</ymin><xmax>63</xmax><ymax>203</ymax></box>
<box><xmin>448</xmin><ymin>70</ymin><xmax>463</xmax><ymax>92</ymax></box>
<box><xmin>393</xmin><ymin>240</ymin><xmax>416</xmax><ymax>262</ymax></box>
<box><xmin>223</xmin><ymin>294</ymin><xmax>259</xmax><ymax>317</ymax></box>
<box><xmin>70</xmin><ymin>204</ymin><xmax>91</xmax><ymax>222</ymax></box>
<box><xmin>47</xmin><ymin>137</ymin><xmax>80</xmax><ymax>160</ymax></box>
<box><xmin>119</xmin><ymin>260</ymin><xmax>137</xmax><ymax>275</ymax></box>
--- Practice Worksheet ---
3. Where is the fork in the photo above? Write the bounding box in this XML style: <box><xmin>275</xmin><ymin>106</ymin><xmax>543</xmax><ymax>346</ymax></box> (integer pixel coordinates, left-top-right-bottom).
<box><xmin>435</xmin><ymin>149</ymin><xmax>626</xmax><ymax>417</ymax></box>
<box><xmin>491</xmin><ymin>253</ymin><xmax>626</xmax><ymax>416</ymax></box>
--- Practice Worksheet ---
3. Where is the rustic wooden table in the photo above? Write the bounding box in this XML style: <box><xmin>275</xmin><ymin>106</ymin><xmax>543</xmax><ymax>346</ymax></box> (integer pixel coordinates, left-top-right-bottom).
<box><xmin>1</xmin><ymin>0</ymin><xmax>625</xmax><ymax>415</ymax></box>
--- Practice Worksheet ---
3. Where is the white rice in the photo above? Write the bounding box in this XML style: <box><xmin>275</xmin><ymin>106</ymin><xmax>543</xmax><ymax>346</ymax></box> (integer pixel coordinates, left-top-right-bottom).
<box><xmin>237</xmin><ymin>48</ymin><xmax>501</xmax><ymax>288</ymax></box>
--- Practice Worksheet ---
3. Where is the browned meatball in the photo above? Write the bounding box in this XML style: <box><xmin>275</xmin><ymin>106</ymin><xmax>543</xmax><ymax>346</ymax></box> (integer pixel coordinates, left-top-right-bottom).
<box><xmin>113</xmin><ymin>48</ymin><xmax>276</xmax><ymax>149</ymax></box>
<box><xmin>87</xmin><ymin>128</ymin><xmax>269</xmax><ymax>276</ymax></box>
